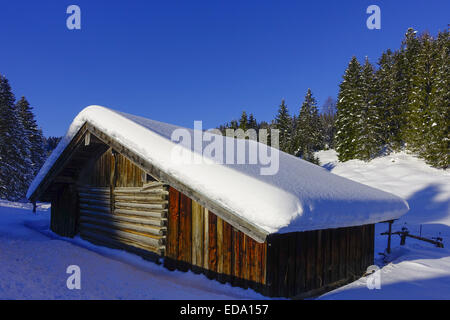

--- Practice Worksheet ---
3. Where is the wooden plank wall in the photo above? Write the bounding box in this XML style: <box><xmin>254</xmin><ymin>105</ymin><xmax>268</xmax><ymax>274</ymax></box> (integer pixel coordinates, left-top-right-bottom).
<box><xmin>50</xmin><ymin>184</ymin><xmax>79</xmax><ymax>237</ymax></box>
<box><xmin>165</xmin><ymin>187</ymin><xmax>267</xmax><ymax>291</ymax></box>
<box><xmin>75</xmin><ymin>149</ymin><xmax>167</xmax><ymax>260</ymax></box>
<box><xmin>265</xmin><ymin>224</ymin><xmax>375</xmax><ymax>298</ymax></box>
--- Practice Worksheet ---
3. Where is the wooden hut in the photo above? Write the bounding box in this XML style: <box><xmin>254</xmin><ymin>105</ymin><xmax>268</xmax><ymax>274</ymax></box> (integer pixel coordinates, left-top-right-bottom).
<box><xmin>27</xmin><ymin>106</ymin><xmax>408</xmax><ymax>298</ymax></box>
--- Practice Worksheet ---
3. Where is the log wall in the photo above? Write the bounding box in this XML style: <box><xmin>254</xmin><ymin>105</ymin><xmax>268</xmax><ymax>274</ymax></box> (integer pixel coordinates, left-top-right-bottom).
<box><xmin>76</xmin><ymin>149</ymin><xmax>167</xmax><ymax>260</ymax></box>
<box><xmin>164</xmin><ymin>187</ymin><xmax>267</xmax><ymax>291</ymax></box>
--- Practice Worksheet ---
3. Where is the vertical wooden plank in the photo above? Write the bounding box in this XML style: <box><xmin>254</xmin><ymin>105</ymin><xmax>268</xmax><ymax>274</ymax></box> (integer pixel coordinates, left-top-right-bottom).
<box><xmin>306</xmin><ymin>231</ymin><xmax>316</xmax><ymax>291</ymax></box>
<box><xmin>208</xmin><ymin>211</ymin><xmax>217</xmax><ymax>276</ymax></box>
<box><xmin>203</xmin><ymin>208</ymin><xmax>209</xmax><ymax>270</ymax></box>
<box><xmin>277</xmin><ymin>235</ymin><xmax>289</xmax><ymax>297</ymax></box>
<box><xmin>294</xmin><ymin>232</ymin><xmax>305</xmax><ymax>295</ymax></box>
<box><xmin>240</xmin><ymin>233</ymin><xmax>248</xmax><ymax>288</ymax></box>
<box><xmin>166</xmin><ymin>187</ymin><xmax>180</xmax><ymax>262</ymax></box>
<box><xmin>248</xmin><ymin>237</ymin><xmax>256</xmax><ymax>285</ymax></box>
<box><xmin>262</xmin><ymin>241</ymin><xmax>267</xmax><ymax>286</ymax></box>
<box><xmin>179</xmin><ymin>193</ymin><xmax>192</xmax><ymax>266</ymax></box>
<box><xmin>216</xmin><ymin>217</ymin><xmax>224</xmax><ymax>281</ymax></box>
<box><xmin>287</xmin><ymin>233</ymin><xmax>297</xmax><ymax>297</ymax></box>
<box><xmin>222</xmin><ymin>220</ymin><xmax>232</xmax><ymax>280</ymax></box>
<box><xmin>232</xmin><ymin>227</ymin><xmax>241</xmax><ymax>285</ymax></box>
<box><xmin>316</xmin><ymin>230</ymin><xmax>323</xmax><ymax>289</ymax></box>
<box><xmin>265</xmin><ymin>235</ymin><xmax>278</xmax><ymax>296</ymax></box>
<box><xmin>191</xmin><ymin>200</ymin><xmax>203</xmax><ymax>269</ymax></box>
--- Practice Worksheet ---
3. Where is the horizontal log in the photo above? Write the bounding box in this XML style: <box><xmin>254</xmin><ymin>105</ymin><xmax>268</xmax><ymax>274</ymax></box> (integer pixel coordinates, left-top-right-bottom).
<box><xmin>115</xmin><ymin>201</ymin><xmax>166</xmax><ymax>210</ymax></box>
<box><xmin>114</xmin><ymin>194</ymin><xmax>167</xmax><ymax>203</ymax></box>
<box><xmin>80</xmin><ymin>214</ymin><xmax>165</xmax><ymax>236</ymax></box>
<box><xmin>113</xmin><ymin>189</ymin><xmax>168</xmax><ymax>195</ymax></box>
<box><xmin>80</xmin><ymin>229</ymin><xmax>164</xmax><ymax>255</ymax></box>
<box><xmin>81</xmin><ymin>208</ymin><xmax>167</xmax><ymax>227</ymax></box>
<box><xmin>113</xmin><ymin>208</ymin><xmax>167</xmax><ymax>219</ymax></box>
<box><xmin>80</xmin><ymin>222</ymin><xmax>164</xmax><ymax>247</ymax></box>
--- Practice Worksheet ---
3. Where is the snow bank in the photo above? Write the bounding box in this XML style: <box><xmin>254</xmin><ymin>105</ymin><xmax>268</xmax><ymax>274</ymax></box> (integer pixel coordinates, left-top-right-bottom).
<box><xmin>28</xmin><ymin>106</ymin><xmax>409</xmax><ymax>234</ymax></box>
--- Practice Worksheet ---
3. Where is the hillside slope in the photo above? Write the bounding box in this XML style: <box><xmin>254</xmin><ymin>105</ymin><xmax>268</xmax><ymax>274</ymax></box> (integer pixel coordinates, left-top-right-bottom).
<box><xmin>317</xmin><ymin>150</ymin><xmax>450</xmax><ymax>299</ymax></box>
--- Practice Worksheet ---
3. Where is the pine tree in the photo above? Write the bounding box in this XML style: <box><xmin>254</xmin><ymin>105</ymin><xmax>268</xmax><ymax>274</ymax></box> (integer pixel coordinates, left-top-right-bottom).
<box><xmin>274</xmin><ymin>99</ymin><xmax>293</xmax><ymax>153</ymax></box>
<box><xmin>293</xmin><ymin>89</ymin><xmax>322</xmax><ymax>161</ymax></box>
<box><xmin>375</xmin><ymin>49</ymin><xmax>402</xmax><ymax>148</ymax></box>
<box><xmin>400</xmin><ymin>28</ymin><xmax>422</xmax><ymax>144</ymax></box>
<box><xmin>335</xmin><ymin>57</ymin><xmax>363</xmax><ymax>161</ymax></box>
<box><xmin>355</xmin><ymin>57</ymin><xmax>381</xmax><ymax>160</ymax></box>
<box><xmin>320</xmin><ymin>97</ymin><xmax>337</xmax><ymax>149</ymax></box>
<box><xmin>405</xmin><ymin>33</ymin><xmax>436</xmax><ymax>153</ymax></box>
<box><xmin>422</xmin><ymin>30</ymin><xmax>450</xmax><ymax>168</ymax></box>
<box><xmin>238</xmin><ymin>111</ymin><xmax>248</xmax><ymax>130</ymax></box>
<box><xmin>16</xmin><ymin>97</ymin><xmax>46</xmax><ymax>177</ymax></box>
<box><xmin>248</xmin><ymin>113</ymin><xmax>257</xmax><ymax>130</ymax></box>
<box><xmin>0</xmin><ymin>75</ymin><xmax>31</xmax><ymax>200</ymax></box>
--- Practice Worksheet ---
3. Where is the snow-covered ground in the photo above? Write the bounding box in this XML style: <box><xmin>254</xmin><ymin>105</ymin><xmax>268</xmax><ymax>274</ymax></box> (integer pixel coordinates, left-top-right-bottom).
<box><xmin>0</xmin><ymin>150</ymin><xmax>448</xmax><ymax>299</ymax></box>
<box><xmin>317</xmin><ymin>150</ymin><xmax>450</xmax><ymax>299</ymax></box>
<box><xmin>0</xmin><ymin>201</ymin><xmax>265</xmax><ymax>299</ymax></box>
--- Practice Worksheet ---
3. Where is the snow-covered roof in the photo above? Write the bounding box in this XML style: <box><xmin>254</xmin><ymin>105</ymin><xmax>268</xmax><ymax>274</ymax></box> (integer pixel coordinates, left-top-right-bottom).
<box><xmin>27</xmin><ymin>106</ymin><xmax>409</xmax><ymax>240</ymax></box>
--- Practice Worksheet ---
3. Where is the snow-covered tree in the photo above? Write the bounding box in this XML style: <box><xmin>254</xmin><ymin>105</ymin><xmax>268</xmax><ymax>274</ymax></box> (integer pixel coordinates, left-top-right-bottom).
<box><xmin>293</xmin><ymin>88</ymin><xmax>322</xmax><ymax>161</ymax></box>
<box><xmin>274</xmin><ymin>99</ymin><xmax>293</xmax><ymax>153</ymax></box>
<box><xmin>355</xmin><ymin>57</ymin><xmax>382</xmax><ymax>160</ymax></box>
<box><xmin>335</xmin><ymin>56</ymin><xmax>362</xmax><ymax>161</ymax></box>
<box><xmin>0</xmin><ymin>75</ymin><xmax>31</xmax><ymax>200</ymax></box>
<box><xmin>16</xmin><ymin>96</ymin><xmax>46</xmax><ymax>177</ymax></box>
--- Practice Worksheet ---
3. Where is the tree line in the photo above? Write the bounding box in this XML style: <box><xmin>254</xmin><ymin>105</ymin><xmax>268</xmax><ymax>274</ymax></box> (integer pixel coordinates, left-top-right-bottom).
<box><xmin>0</xmin><ymin>74</ymin><xmax>59</xmax><ymax>201</ymax></box>
<box><xmin>219</xmin><ymin>28</ymin><xmax>449</xmax><ymax>169</ymax></box>
<box><xmin>218</xmin><ymin>90</ymin><xmax>336</xmax><ymax>165</ymax></box>
<box><xmin>336</xmin><ymin>28</ymin><xmax>449</xmax><ymax>168</ymax></box>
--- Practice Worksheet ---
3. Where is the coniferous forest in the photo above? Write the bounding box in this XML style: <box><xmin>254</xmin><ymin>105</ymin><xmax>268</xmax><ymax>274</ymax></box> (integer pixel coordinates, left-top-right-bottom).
<box><xmin>0</xmin><ymin>74</ymin><xmax>60</xmax><ymax>201</ymax></box>
<box><xmin>219</xmin><ymin>28</ymin><xmax>449</xmax><ymax>169</ymax></box>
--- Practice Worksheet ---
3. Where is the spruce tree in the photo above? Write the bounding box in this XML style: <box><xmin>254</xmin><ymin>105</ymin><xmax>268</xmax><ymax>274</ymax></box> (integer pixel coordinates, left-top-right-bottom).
<box><xmin>16</xmin><ymin>97</ymin><xmax>46</xmax><ymax>177</ymax></box>
<box><xmin>0</xmin><ymin>75</ymin><xmax>31</xmax><ymax>200</ymax></box>
<box><xmin>406</xmin><ymin>33</ymin><xmax>435</xmax><ymax>153</ymax></box>
<box><xmin>294</xmin><ymin>88</ymin><xmax>322</xmax><ymax>161</ymax></box>
<box><xmin>356</xmin><ymin>57</ymin><xmax>381</xmax><ymax>160</ymax></box>
<box><xmin>422</xmin><ymin>30</ymin><xmax>449</xmax><ymax>168</ymax></box>
<box><xmin>335</xmin><ymin>57</ymin><xmax>362</xmax><ymax>161</ymax></box>
<box><xmin>238</xmin><ymin>111</ymin><xmax>248</xmax><ymax>130</ymax></box>
<box><xmin>274</xmin><ymin>99</ymin><xmax>293</xmax><ymax>153</ymax></box>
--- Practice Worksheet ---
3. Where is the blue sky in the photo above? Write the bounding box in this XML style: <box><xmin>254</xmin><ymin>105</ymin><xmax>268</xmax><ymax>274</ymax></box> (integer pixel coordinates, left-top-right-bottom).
<box><xmin>1</xmin><ymin>0</ymin><xmax>448</xmax><ymax>137</ymax></box>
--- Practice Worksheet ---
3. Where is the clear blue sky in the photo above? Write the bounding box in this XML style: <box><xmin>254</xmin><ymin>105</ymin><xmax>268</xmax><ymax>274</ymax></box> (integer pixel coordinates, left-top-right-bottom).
<box><xmin>1</xmin><ymin>0</ymin><xmax>448</xmax><ymax>137</ymax></box>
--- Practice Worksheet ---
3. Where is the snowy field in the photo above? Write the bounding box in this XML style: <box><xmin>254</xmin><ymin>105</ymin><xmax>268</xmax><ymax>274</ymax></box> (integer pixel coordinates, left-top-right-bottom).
<box><xmin>317</xmin><ymin>150</ymin><xmax>450</xmax><ymax>299</ymax></box>
<box><xmin>0</xmin><ymin>150</ymin><xmax>449</xmax><ymax>299</ymax></box>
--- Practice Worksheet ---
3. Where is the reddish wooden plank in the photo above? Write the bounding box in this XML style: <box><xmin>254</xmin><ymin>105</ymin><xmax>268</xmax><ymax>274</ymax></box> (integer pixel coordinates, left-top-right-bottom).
<box><xmin>222</xmin><ymin>221</ymin><xmax>233</xmax><ymax>278</ymax></box>
<box><xmin>167</xmin><ymin>187</ymin><xmax>180</xmax><ymax>260</ymax></box>
<box><xmin>208</xmin><ymin>211</ymin><xmax>218</xmax><ymax>274</ymax></box>
<box><xmin>179</xmin><ymin>193</ymin><xmax>192</xmax><ymax>264</ymax></box>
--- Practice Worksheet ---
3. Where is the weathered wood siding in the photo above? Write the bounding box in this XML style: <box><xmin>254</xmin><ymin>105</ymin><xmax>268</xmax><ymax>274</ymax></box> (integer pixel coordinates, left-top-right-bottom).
<box><xmin>265</xmin><ymin>224</ymin><xmax>375</xmax><ymax>298</ymax></box>
<box><xmin>76</xmin><ymin>149</ymin><xmax>167</xmax><ymax>260</ymax></box>
<box><xmin>50</xmin><ymin>184</ymin><xmax>79</xmax><ymax>237</ymax></box>
<box><xmin>164</xmin><ymin>187</ymin><xmax>267</xmax><ymax>291</ymax></box>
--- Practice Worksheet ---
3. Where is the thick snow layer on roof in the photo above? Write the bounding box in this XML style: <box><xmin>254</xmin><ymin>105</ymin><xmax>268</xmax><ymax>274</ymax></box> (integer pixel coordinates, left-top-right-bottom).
<box><xmin>27</xmin><ymin>106</ymin><xmax>409</xmax><ymax>234</ymax></box>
